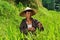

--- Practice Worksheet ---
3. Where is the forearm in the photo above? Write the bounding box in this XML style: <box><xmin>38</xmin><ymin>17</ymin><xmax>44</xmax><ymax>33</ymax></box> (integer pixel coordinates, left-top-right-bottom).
<box><xmin>38</xmin><ymin>23</ymin><xmax>44</xmax><ymax>31</ymax></box>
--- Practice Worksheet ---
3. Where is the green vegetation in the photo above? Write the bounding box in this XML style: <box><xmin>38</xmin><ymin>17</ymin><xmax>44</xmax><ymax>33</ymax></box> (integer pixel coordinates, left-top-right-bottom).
<box><xmin>0</xmin><ymin>0</ymin><xmax>60</xmax><ymax>40</ymax></box>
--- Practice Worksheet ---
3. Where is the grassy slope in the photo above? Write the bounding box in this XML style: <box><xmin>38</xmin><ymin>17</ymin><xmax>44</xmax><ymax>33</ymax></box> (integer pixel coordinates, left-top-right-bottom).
<box><xmin>0</xmin><ymin>1</ymin><xmax>60</xmax><ymax>40</ymax></box>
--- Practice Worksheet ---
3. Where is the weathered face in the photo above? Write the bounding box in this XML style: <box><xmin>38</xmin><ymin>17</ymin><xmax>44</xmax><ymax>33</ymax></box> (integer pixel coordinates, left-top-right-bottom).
<box><xmin>25</xmin><ymin>11</ymin><xmax>31</xmax><ymax>18</ymax></box>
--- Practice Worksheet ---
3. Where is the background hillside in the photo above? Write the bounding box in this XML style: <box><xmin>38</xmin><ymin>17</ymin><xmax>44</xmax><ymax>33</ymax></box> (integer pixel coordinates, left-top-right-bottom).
<box><xmin>0</xmin><ymin>0</ymin><xmax>60</xmax><ymax>40</ymax></box>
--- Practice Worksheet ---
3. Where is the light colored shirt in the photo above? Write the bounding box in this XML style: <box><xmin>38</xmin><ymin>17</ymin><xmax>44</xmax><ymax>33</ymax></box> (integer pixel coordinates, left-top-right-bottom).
<box><xmin>27</xmin><ymin>24</ymin><xmax>32</xmax><ymax>28</ymax></box>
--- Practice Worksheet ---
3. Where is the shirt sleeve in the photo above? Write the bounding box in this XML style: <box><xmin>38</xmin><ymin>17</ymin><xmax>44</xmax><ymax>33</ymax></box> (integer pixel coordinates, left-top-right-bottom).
<box><xmin>20</xmin><ymin>19</ymin><xmax>28</xmax><ymax>34</ymax></box>
<box><xmin>34</xmin><ymin>19</ymin><xmax>44</xmax><ymax>31</ymax></box>
<box><xmin>34</xmin><ymin>19</ymin><xmax>40</xmax><ymax>26</ymax></box>
<box><xmin>20</xmin><ymin>20</ymin><xmax>24</xmax><ymax>32</ymax></box>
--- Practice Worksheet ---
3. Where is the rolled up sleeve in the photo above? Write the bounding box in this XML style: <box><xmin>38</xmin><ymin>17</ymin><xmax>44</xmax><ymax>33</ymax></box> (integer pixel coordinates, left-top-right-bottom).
<box><xmin>34</xmin><ymin>19</ymin><xmax>44</xmax><ymax>31</ymax></box>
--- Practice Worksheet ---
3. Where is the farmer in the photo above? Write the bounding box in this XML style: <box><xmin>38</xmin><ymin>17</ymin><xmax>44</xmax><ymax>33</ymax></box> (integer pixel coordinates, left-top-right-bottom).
<box><xmin>20</xmin><ymin>7</ymin><xmax>44</xmax><ymax>35</ymax></box>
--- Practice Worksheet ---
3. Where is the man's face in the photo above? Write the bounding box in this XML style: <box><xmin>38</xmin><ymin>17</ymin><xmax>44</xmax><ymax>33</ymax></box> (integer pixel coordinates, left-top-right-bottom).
<box><xmin>25</xmin><ymin>11</ymin><xmax>31</xmax><ymax>18</ymax></box>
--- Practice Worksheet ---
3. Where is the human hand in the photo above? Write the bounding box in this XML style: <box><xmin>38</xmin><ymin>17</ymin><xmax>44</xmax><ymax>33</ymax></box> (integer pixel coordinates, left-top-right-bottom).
<box><xmin>28</xmin><ymin>27</ymin><xmax>35</xmax><ymax>31</ymax></box>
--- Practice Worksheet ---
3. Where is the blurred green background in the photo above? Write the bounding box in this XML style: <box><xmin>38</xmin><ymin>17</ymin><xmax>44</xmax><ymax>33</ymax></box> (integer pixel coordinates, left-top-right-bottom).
<box><xmin>0</xmin><ymin>0</ymin><xmax>60</xmax><ymax>40</ymax></box>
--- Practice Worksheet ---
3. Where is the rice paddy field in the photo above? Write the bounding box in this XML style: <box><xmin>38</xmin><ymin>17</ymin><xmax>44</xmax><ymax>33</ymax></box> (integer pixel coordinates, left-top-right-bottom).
<box><xmin>0</xmin><ymin>1</ymin><xmax>60</xmax><ymax>40</ymax></box>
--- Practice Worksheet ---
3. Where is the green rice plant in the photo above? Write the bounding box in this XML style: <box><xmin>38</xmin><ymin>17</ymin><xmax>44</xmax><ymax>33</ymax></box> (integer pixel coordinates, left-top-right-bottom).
<box><xmin>0</xmin><ymin>0</ymin><xmax>60</xmax><ymax>40</ymax></box>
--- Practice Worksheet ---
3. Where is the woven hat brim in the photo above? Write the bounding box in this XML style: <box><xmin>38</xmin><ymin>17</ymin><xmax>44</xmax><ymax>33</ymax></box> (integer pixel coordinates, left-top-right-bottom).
<box><xmin>20</xmin><ymin>9</ymin><xmax>36</xmax><ymax>17</ymax></box>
